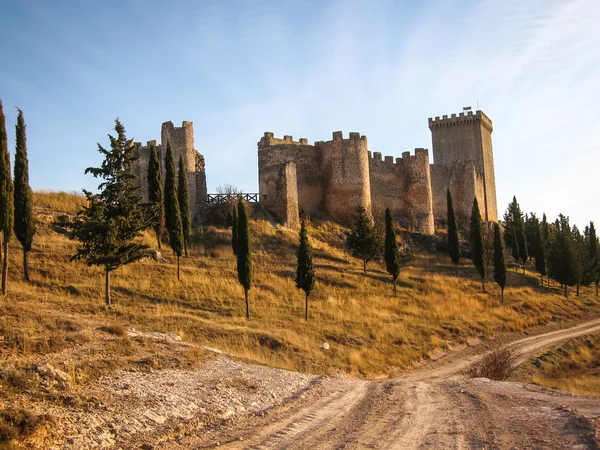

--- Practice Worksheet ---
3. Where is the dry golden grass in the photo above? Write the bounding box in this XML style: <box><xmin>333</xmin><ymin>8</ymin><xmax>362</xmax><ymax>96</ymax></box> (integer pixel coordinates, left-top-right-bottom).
<box><xmin>1</xmin><ymin>192</ymin><xmax>599</xmax><ymax>379</ymax></box>
<box><xmin>520</xmin><ymin>334</ymin><xmax>600</xmax><ymax>396</ymax></box>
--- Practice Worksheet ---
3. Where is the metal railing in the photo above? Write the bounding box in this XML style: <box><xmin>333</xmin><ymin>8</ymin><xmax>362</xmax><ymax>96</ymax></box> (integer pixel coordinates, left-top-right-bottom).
<box><xmin>206</xmin><ymin>193</ymin><xmax>259</xmax><ymax>204</ymax></box>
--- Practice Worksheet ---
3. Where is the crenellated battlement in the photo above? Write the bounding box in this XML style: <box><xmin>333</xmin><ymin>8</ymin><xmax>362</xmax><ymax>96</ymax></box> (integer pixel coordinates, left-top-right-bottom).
<box><xmin>428</xmin><ymin>110</ymin><xmax>493</xmax><ymax>132</ymax></box>
<box><xmin>368</xmin><ymin>148</ymin><xmax>430</xmax><ymax>167</ymax></box>
<box><xmin>259</xmin><ymin>132</ymin><xmax>313</xmax><ymax>148</ymax></box>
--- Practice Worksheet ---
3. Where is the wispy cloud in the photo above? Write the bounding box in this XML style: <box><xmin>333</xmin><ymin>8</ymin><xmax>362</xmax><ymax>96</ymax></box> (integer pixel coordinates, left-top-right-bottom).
<box><xmin>0</xmin><ymin>0</ymin><xmax>598</xmax><ymax>226</ymax></box>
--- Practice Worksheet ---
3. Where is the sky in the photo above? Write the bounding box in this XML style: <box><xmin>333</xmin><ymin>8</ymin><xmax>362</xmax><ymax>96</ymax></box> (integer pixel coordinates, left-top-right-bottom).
<box><xmin>0</xmin><ymin>0</ymin><xmax>598</xmax><ymax>228</ymax></box>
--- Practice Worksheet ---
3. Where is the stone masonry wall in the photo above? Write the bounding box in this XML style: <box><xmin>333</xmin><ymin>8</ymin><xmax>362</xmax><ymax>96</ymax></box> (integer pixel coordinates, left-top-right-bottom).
<box><xmin>259</xmin><ymin>162</ymin><xmax>299</xmax><ymax>227</ymax></box>
<box><xmin>132</xmin><ymin>140</ymin><xmax>160</xmax><ymax>202</ymax></box>
<box><xmin>318</xmin><ymin>132</ymin><xmax>371</xmax><ymax>223</ymax></box>
<box><xmin>257</xmin><ymin>133</ymin><xmax>323</xmax><ymax>213</ymax></box>
<box><xmin>369</xmin><ymin>149</ymin><xmax>434</xmax><ymax>235</ymax></box>
<box><xmin>430</xmin><ymin>160</ymin><xmax>486</xmax><ymax>228</ymax></box>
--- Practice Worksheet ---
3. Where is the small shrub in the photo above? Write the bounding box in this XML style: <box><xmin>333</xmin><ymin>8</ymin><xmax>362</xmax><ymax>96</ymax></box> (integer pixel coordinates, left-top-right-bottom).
<box><xmin>209</xmin><ymin>248</ymin><xmax>224</xmax><ymax>259</ymax></box>
<box><xmin>0</xmin><ymin>408</ymin><xmax>52</xmax><ymax>446</ymax></box>
<box><xmin>467</xmin><ymin>344</ymin><xmax>520</xmax><ymax>380</ymax></box>
<box><xmin>98</xmin><ymin>324</ymin><xmax>127</xmax><ymax>337</ymax></box>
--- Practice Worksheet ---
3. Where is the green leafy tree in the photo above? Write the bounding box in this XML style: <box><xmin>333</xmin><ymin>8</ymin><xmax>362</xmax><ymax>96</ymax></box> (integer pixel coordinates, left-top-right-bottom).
<box><xmin>68</xmin><ymin>119</ymin><xmax>151</xmax><ymax>305</ymax></box>
<box><xmin>524</xmin><ymin>213</ymin><xmax>539</xmax><ymax>261</ymax></box>
<box><xmin>470</xmin><ymin>198</ymin><xmax>486</xmax><ymax>291</ymax></box>
<box><xmin>147</xmin><ymin>143</ymin><xmax>164</xmax><ymax>249</ymax></box>
<box><xmin>236</xmin><ymin>200</ymin><xmax>252</xmax><ymax>319</ymax></box>
<box><xmin>164</xmin><ymin>143</ymin><xmax>184</xmax><ymax>279</ymax></box>
<box><xmin>384</xmin><ymin>208</ymin><xmax>401</xmax><ymax>294</ymax></box>
<box><xmin>0</xmin><ymin>101</ymin><xmax>14</xmax><ymax>295</ymax></box>
<box><xmin>447</xmin><ymin>189</ymin><xmax>460</xmax><ymax>273</ymax></box>
<box><xmin>177</xmin><ymin>155</ymin><xmax>191</xmax><ymax>257</ymax></box>
<box><xmin>493</xmin><ymin>223</ymin><xmax>507</xmax><ymax>300</ymax></box>
<box><xmin>296</xmin><ymin>218</ymin><xmax>315</xmax><ymax>320</ymax></box>
<box><xmin>231</xmin><ymin>203</ymin><xmax>238</xmax><ymax>255</ymax></box>
<box><xmin>541</xmin><ymin>213</ymin><xmax>550</xmax><ymax>286</ymax></box>
<box><xmin>346</xmin><ymin>205</ymin><xmax>381</xmax><ymax>273</ymax></box>
<box><xmin>13</xmin><ymin>109</ymin><xmax>35</xmax><ymax>281</ymax></box>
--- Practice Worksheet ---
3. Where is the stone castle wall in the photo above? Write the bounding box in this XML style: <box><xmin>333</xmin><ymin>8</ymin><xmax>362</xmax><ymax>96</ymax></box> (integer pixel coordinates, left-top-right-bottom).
<box><xmin>258</xmin><ymin>131</ymin><xmax>434</xmax><ymax>234</ymax></box>
<box><xmin>368</xmin><ymin>149</ymin><xmax>434</xmax><ymax>235</ymax></box>
<box><xmin>259</xmin><ymin>161</ymin><xmax>299</xmax><ymax>228</ymax></box>
<box><xmin>132</xmin><ymin>121</ymin><xmax>207</xmax><ymax>227</ymax></box>
<box><xmin>428</xmin><ymin>110</ymin><xmax>497</xmax><ymax>223</ymax></box>
<box><xmin>318</xmin><ymin>132</ymin><xmax>371</xmax><ymax>222</ymax></box>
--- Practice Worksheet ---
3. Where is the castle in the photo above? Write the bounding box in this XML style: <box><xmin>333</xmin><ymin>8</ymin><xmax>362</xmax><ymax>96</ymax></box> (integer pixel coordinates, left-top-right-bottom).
<box><xmin>131</xmin><ymin>109</ymin><xmax>497</xmax><ymax>234</ymax></box>
<box><xmin>131</xmin><ymin>121</ymin><xmax>207</xmax><ymax>226</ymax></box>
<box><xmin>258</xmin><ymin>109</ymin><xmax>497</xmax><ymax>234</ymax></box>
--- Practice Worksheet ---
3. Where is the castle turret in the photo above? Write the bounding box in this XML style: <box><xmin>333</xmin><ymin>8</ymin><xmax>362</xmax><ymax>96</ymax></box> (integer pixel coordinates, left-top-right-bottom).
<box><xmin>429</xmin><ymin>110</ymin><xmax>497</xmax><ymax>224</ymax></box>
<box><xmin>318</xmin><ymin>131</ymin><xmax>372</xmax><ymax>222</ymax></box>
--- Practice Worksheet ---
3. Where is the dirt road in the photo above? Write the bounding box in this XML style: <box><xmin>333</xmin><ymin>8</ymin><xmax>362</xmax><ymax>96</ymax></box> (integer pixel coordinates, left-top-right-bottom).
<box><xmin>172</xmin><ymin>318</ymin><xmax>600</xmax><ymax>449</ymax></box>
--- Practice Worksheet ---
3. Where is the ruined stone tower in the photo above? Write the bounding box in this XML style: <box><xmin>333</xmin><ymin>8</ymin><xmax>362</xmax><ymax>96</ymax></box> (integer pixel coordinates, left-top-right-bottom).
<box><xmin>132</xmin><ymin>121</ymin><xmax>207</xmax><ymax>226</ymax></box>
<box><xmin>429</xmin><ymin>110</ymin><xmax>497</xmax><ymax>225</ymax></box>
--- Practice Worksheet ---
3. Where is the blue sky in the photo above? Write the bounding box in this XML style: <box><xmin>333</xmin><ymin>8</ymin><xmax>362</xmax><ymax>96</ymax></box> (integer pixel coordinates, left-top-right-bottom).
<box><xmin>1</xmin><ymin>0</ymin><xmax>598</xmax><ymax>228</ymax></box>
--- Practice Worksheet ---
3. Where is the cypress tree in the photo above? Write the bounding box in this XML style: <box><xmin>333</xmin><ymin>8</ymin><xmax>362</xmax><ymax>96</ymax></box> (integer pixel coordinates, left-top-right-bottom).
<box><xmin>296</xmin><ymin>218</ymin><xmax>315</xmax><ymax>320</ymax></box>
<box><xmin>164</xmin><ymin>143</ymin><xmax>184</xmax><ymax>280</ymax></box>
<box><xmin>178</xmin><ymin>156</ymin><xmax>191</xmax><ymax>257</ymax></box>
<box><xmin>534</xmin><ymin>217</ymin><xmax>546</xmax><ymax>286</ymax></box>
<box><xmin>345</xmin><ymin>205</ymin><xmax>381</xmax><ymax>273</ymax></box>
<box><xmin>517</xmin><ymin>226</ymin><xmax>528</xmax><ymax>272</ymax></box>
<box><xmin>511</xmin><ymin>228</ymin><xmax>520</xmax><ymax>268</ymax></box>
<box><xmin>583</xmin><ymin>222</ymin><xmax>600</xmax><ymax>296</ymax></box>
<box><xmin>541</xmin><ymin>213</ymin><xmax>550</xmax><ymax>286</ymax></box>
<box><xmin>67</xmin><ymin>120</ymin><xmax>151</xmax><ymax>305</ymax></box>
<box><xmin>493</xmin><ymin>223</ymin><xmax>507</xmax><ymax>300</ymax></box>
<box><xmin>236</xmin><ymin>200</ymin><xmax>252</xmax><ymax>319</ymax></box>
<box><xmin>13</xmin><ymin>109</ymin><xmax>35</xmax><ymax>282</ymax></box>
<box><xmin>572</xmin><ymin>226</ymin><xmax>584</xmax><ymax>296</ymax></box>
<box><xmin>384</xmin><ymin>208</ymin><xmax>401</xmax><ymax>294</ymax></box>
<box><xmin>231</xmin><ymin>203</ymin><xmax>238</xmax><ymax>256</ymax></box>
<box><xmin>447</xmin><ymin>189</ymin><xmax>460</xmax><ymax>273</ymax></box>
<box><xmin>0</xmin><ymin>101</ymin><xmax>14</xmax><ymax>295</ymax></box>
<box><xmin>470</xmin><ymin>198</ymin><xmax>486</xmax><ymax>291</ymax></box>
<box><xmin>147</xmin><ymin>143</ymin><xmax>164</xmax><ymax>249</ymax></box>
<box><xmin>548</xmin><ymin>215</ymin><xmax>578</xmax><ymax>298</ymax></box>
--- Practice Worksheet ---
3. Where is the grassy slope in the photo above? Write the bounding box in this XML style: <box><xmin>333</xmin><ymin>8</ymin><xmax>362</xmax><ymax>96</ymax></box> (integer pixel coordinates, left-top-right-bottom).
<box><xmin>0</xmin><ymin>192</ymin><xmax>597</xmax><ymax>379</ymax></box>
<box><xmin>517</xmin><ymin>334</ymin><xmax>600</xmax><ymax>396</ymax></box>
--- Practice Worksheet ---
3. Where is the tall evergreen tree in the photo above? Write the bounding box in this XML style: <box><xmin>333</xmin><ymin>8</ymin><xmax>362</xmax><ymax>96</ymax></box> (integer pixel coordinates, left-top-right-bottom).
<box><xmin>447</xmin><ymin>189</ymin><xmax>460</xmax><ymax>273</ymax></box>
<box><xmin>510</xmin><ymin>228</ymin><xmax>520</xmax><ymax>268</ymax></box>
<box><xmin>231</xmin><ymin>202</ymin><xmax>239</xmax><ymax>255</ymax></box>
<box><xmin>236</xmin><ymin>200</ymin><xmax>252</xmax><ymax>319</ymax></box>
<box><xmin>470</xmin><ymin>198</ymin><xmax>486</xmax><ymax>291</ymax></box>
<box><xmin>384</xmin><ymin>208</ymin><xmax>401</xmax><ymax>294</ymax></box>
<box><xmin>147</xmin><ymin>143</ymin><xmax>164</xmax><ymax>249</ymax></box>
<box><xmin>0</xmin><ymin>101</ymin><xmax>14</xmax><ymax>295</ymax></box>
<box><xmin>524</xmin><ymin>213</ymin><xmax>539</xmax><ymax>262</ymax></box>
<box><xmin>533</xmin><ymin>217</ymin><xmax>547</xmax><ymax>286</ymax></box>
<box><xmin>493</xmin><ymin>223</ymin><xmax>507</xmax><ymax>300</ymax></box>
<box><xmin>164</xmin><ymin>143</ymin><xmax>184</xmax><ymax>279</ymax></box>
<box><xmin>345</xmin><ymin>205</ymin><xmax>381</xmax><ymax>273</ymax></box>
<box><xmin>177</xmin><ymin>155</ymin><xmax>191</xmax><ymax>257</ymax></box>
<box><xmin>572</xmin><ymin>226</ymin><xmax>584</xmax><ymax>296</ymax></box>
<box><xmin>541</xmin><ymin>213</ymin><xmax>550</xmax><ymax>286</ymax></box>
<box><xmin>68</xmin><ymin>120</ymin><xmax>151</xmax><ymax>305</ymax></box>
<box><xmin>296</xmin><ymin>218</ymin><xmax>315</xmax><ymax>320</ymax></box>
<box><xmin>13</xmin><ymin>109</ymin><xmax>35</xmax><ymax>281</ymax></box>
<box><xmin>581</xmin><ymin>222</ymin><xmax>599</xmax><ymax>296</ymax></box>
<box><xmin>504</xmin><ymin>196</ymin><xmax>527</xmax><ymax>270</ymax></box>
<box><xmin>548</xmin><ymin>215</ymin><xmax>579</xmax><ymax>298</ymax></box>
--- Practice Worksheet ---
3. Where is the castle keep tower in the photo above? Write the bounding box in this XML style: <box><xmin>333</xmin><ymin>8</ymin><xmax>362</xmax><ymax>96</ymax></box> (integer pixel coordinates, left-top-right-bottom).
<box><xmin>132</xmin><ymin>121</ymin><xmax>207</xmax><ymax>226</ymax></box>
<box><xmin>428</xmin><ymin>110</ymin><xmax>497</xmax><ymax>225</ymax></box>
